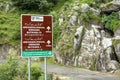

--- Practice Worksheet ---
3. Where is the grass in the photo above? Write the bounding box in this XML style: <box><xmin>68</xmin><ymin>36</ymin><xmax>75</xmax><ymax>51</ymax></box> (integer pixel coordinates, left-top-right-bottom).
<box><xmin>112</xmin><ymin>39</ymin><xmax>120</xmax><ymax>47</ymax></box>
<box><xmin>52</xmin><ymin>0</ymin><xmax>72</xmax><ymax>12</ymax></box>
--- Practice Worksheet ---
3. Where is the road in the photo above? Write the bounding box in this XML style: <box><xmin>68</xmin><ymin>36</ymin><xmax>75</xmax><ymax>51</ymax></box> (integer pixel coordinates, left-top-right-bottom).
<box><xmin>42</xmin><ymin>64</ymin><xmax>120</xmax><ymax>80</ymax></box>
<box><xmin>1</xmin><ymin>59</ymin><xmax>120</xmax><ymax>80</ymax></box>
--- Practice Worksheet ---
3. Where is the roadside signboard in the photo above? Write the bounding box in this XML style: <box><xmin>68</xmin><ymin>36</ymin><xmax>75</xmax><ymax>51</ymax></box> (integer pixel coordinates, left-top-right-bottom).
<box><xmin>21</xmin><ymin>14</ymin><xmax>53</xmax><ymax>57</ymax></box>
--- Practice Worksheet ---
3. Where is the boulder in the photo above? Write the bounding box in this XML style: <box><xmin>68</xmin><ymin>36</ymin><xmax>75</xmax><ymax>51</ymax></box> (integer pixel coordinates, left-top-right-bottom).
<box><xmin>111</xmin><ymin>0</ymin><xmax>120</xmax><ymax>5</ymax></box>
<box><xmin>81</xmin><ymin>4</ymin><xmax>89</xmax><ymax>13</ymax></box>
<box><xmin>107</xmin><ymin>60</ymin><xmax>120</xmax><ymax>73</ymax></box>
<box><xmin>73</xmin><ymin>5</ymin><xmax>79</xmax><ymax>11</ymax></box>
<box><xmin>81</xmin><ymin>3</ymin><xmax>100</xmax><ymax>15</ymax></box>
<box><xmin>101</xmin><ymin>37</ymin><xmax>112</xmax><ymax>49</ymax></box>
<box><xmin>69</xmin><ymin>15</ymin><xmax>78</xmax><ymax>26</ymax></box>
<box><xmin>90</xmin><ymin>8</ymin><xmax>100</xmax><ymax>15</ymax></box>
<box><xmin>97</xmin><ymin>46</ymin><xmax>119</xmax><ymax>72</ymax></box>
<box><xmin>59</xmin><ymin>18</ymin><xmax>64</xmax><ymax>25</ymax></box>
<box><xmin>115</xmin><ymin>28</ymin><xmax>120</xmax><ymax>36</ymax></box>
<box><xmin>100</xmin><ymin>0</ymin><xmax>120</xmax><ymax>14</ymax></box>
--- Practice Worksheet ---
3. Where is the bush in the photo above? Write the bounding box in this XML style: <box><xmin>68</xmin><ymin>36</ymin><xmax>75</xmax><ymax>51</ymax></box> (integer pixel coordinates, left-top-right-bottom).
<box><xmin>102</xmin><ymin>12</ymin><xmax>120</xmax><ymax>31</ymax></box>
<box><xmin>0</xmin><ymin>55</ymin><xmax>46</xmax><ymax>80</ymax></box>
<box><xmin>0</xmin><ymin>12</ymin><xmax>20</xmax><ymax>46</ymax></box>
<box><xmin>11</xmin><ymin>0</ymin><xmax>53</xmax><ymax>11</ymax></box>
<box><xmin>0</xmin><ymin>56</ymin><xmax>18</xmax><ymax>80</ymax></box>
<box><xmin>53</xmin><ymin>22</ymin><xmax>61</xmax><ymax>47</ymax></box>
<box><xmin>31</xmin><ymin>63</ymin><xmax>43</xmax><ymax>80</ymax></box>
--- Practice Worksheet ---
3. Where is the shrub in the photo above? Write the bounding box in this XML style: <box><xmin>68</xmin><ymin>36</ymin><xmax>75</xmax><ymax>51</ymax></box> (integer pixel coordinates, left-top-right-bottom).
<box><xmin>102</xmin><ymin>12</ymin><xmax>120</xmax><ymax>31</ymax></box>
<box><xmin>11</xmin><ymin>0</ymin><xmax>53</xmax><ymax>11</ymax></box>
<box><xmin>0</xmin><ymin>56</ymin><xmax>18</xmax><ymax>80</ymax></box>
<box><xmin>31</xmin><ymin>63</ymin><xmax>43</xmax><ymax>80</ymax></box>
<box><xmin>0</xmin><ymin>55</ymin><xmax>45</xmax><ymax>80</ymax></box>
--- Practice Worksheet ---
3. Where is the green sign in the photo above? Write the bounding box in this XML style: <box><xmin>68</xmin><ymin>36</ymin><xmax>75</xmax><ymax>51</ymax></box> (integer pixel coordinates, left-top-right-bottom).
<box><xmin>22</xmin><ymin>50</ymin><xmax>53</xmax><ymax>57</ymax></box>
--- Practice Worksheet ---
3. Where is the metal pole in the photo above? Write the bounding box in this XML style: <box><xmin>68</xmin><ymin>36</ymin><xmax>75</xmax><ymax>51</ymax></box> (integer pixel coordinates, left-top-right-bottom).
<box><xmin>28</xmin><ymin>57</ymin><xmax>31</xmax><ymax>80</ymax></box>
<box><xmin>44</xmin><ymin>57</ymin><xmax>47</xmax><ymax>80</ymax></box>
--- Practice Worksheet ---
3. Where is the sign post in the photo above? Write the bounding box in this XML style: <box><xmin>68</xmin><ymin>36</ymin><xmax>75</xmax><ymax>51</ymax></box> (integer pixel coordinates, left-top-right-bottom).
<box><xmin>21</xmin><ymin>14</ymin><xmax>53</xmax><ymax>80</ymax></box>
<box><xmin>28</xmin><ymin>57</ymin><xmax>31</xmax><ymax>80</ymax></box>
<box><xmin>44</xmin><ymin>57</ymin><xmax>47</xmax><ymax>80</ymax></box>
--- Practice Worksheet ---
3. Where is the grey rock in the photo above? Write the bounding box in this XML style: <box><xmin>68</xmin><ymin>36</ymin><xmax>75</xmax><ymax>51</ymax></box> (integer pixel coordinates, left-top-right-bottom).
<box><xmin>97</xmin><ymin>46</ymin><xmax>119</xmax><ymax>72</ymax></box>
<box><xmin>69</xmin><ymin>15</ymin><xmax>77</xmax><ymax>26</ymax></box>
<box><xmin>100</xmin><ymin>0</ymin><xmax>120</xmax><ymax>14</ymax></box>
<box><xmin>55</xmin><ymin>1</ymin><xmax>120</xmax><ymax>73</ymax></box>
<box><xmin>60</xmin><ymin>13</ymin><xmax>64</xmax><ymax>18</ymax></box>
<box><xmin>59</xmin><ymin>13</ymin><xmax>64</xmax><ymax>25</ymax></box>
<box><xmin>119</xmin><ymin>11</ymin><xmax>120</xmax><ymax>19</ymax></box>
<box><xmin>0</xmin><ymin>3</ymin><xmax>3</xmax><ymax>8</ymax></box>
<box><xmin>81</xmin><ymin>3</ymin><xmax>100</xmax><ymax>16</ymax></box>
<box><xmin>0</xmin><ymin>44</ymin><xmax>9</xmax><ymax>59</ymax></box>
<box><xmin>107</xmin><ymin>60</ymin><xmax>120</xmax><ymax>73</ymax></box>
<box><xmin>73</xmin><ymin>6</ymin><xmax>79</xmax><ymax>11</ymax></box>
<box><xmin>5</xmin><ymin>4</ymin><xmax>10</xmax><ymax>13</ymax></box>
<box><xmin>90</xmin><ymin>8</ymin><xmax>100</xmax><ymax>15</ymax></box>
<box><xmin>98</xmin><ymin>51</ymin><xmax>107</xmax><ymax>72</ymax></box>
<box><xmin>111</xmin><ymin>0</ymin><xmax>120</xmax><ymax>5</ymax></box>
<box><xmin>74</xmin><ymin>26</ymin><xmax>84</xmax><ymax>52</ymax></box>
<box><xmin>81</xmin><ymin>4</ymin><xmax>89</xmax><ymax>12</ymax></box>
<box><xmin>54</xmin><ymin>51</ymin><xmax>62</xmax><ymax>64</ymax></box>
<box><xmin>101</xmin><ymin>37</ymin><xmax>112</xmax><ymax>49</ymax></box>
<box><xmin>0</xmin><ymin>44</ymin><xmax>19</xmax><ymax>59</ymax></box>
<box><xmin>73</xmin><ymin>11</ymin><xmax>79</xmax><ymax>16</ymax></box>
<box><xmin>115</xmin><ymin>28</ymin><xmax>120</xmax><ymax>36</ymax></box>
<box><xmin>115</xmin><ymin>43</ymin><xmax>120</xmax><ymax>62</ymax></box>
<box><xmin>91</xmin><ymin>24</ymin><xmax>101</xmax><ymax>39</ymax></box>
<box><xmin>78</xmin><ymin>25</ymin><xmax>101</xmax><ymax>68</ymax></box>
<box><xmin>59</xmin><ymin>18</ymin><xmax>64</xmax><ymax>25</ymax></box>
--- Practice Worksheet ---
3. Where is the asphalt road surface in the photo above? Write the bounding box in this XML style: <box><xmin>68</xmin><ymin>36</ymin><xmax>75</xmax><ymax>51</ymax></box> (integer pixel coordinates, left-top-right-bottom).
<box><xmin>41</xmin><ymin>64</ymin><xmax>120</xmax><ymax>80</ymax></box>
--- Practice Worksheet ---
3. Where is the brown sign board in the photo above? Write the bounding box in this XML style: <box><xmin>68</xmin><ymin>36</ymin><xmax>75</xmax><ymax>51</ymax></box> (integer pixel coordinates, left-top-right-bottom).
<box><xmin>21</xmin><ymin>14</ymin><xmax>53</xmax><ymax>57</ymax></box>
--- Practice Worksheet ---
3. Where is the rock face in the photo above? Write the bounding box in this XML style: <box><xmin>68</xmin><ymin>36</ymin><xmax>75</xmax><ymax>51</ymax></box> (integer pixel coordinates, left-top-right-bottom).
<box><xmin>0</xmin><ymin>44</ymin><xmax>10</xmax><ymax>59</ymax></box>
<box><xmin>100</xmin><ymin>0</ymin><xmax>120</xmax><ymax>14</ymax></box>
<box><xmin>0</xmin><ymin>44</ymin><xmax>20</xmax><ymax>59</ymax></box>
<box><xmin>74</xmin><ymin>26</ymin><xmax>84</xmax><ymax>52</ymax></box>
<box><xmin>55</xmin><ymin>0</ymin><xmax>120</xmax><ymax>72</ymax></box>
<box><xmin>0</xmin><ymin>1</ymin><xmax>13</xmax><ymax>13</ymax></box>
<box><xmin>73</xmin><ymin>24</ymin><xmax>119</xmax><ymax>72</ymax></box>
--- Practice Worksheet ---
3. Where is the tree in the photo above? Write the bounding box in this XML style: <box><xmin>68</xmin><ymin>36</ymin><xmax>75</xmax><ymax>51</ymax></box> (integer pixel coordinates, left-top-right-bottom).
<box><xmin>11</xmin><ymin>0</ymin><xmax>53</xmax><ymax>11</ymax></box>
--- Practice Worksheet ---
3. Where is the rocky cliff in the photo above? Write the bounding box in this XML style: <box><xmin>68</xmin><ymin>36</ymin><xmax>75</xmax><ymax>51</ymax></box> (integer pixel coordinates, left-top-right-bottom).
<box><xmin>54</xmin><ymin>0</ymin><xmax>120</xmax><ymax>72</ymax></box>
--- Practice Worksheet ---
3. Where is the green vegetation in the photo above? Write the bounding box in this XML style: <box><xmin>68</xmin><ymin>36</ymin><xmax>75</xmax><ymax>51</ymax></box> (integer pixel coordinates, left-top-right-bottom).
<box><xmin>79</xmin><ymin>11</ymin><xmax>101</xmax><ymax>26</ymax></box>
<box><xmin>0</xmin><ymin>0</ymin><xmax>120</xmax><ymax>78</ymax></box>
<box><xmin>0</xmin><ymin>0</ymin><xmax>69</xmax><ymax>47</ymax></box>
<box><xmin>11</xmin><ymin>0</ymin><xmax>52</xmax><ymax>13</ymax></box>
<box><xmin>102</xmin><ymin>12</ymin><xmax>120</xmax><ymax>31</ymax></box>
<box><xmin>113</xmin><ymin>39</ymin><xmax>120</xmax><ymax>47</ymax></box>
<box><xmin>0</xmin><ymin>0</ymin><xmax>119</xmax><ymax>50</ymax></box>
<box><xmin>0</xmin><ymin>12</ymin><xmax>20</xmax><ymax>46</ymax></box>
<box><xmin>80</xmin><ymin>0</ymin><xmax>94</xmax><ymax>5</ymax></box>
<box><xmin>0</xmin><ymin>0</ymin><xmax>68</xmax><ymax>80</ymax></box>
<box><xmin>0</xmin><ymin>54</ymin><xmax>52</xmax><ymax>80</ymax></box>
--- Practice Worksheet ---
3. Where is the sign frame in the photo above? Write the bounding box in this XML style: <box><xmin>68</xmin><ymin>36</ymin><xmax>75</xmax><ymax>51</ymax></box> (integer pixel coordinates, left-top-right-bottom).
<box><xmin>21</xmin><ymin>14</ymin><xmax>53</xmax><ymax>57</ymax></box>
